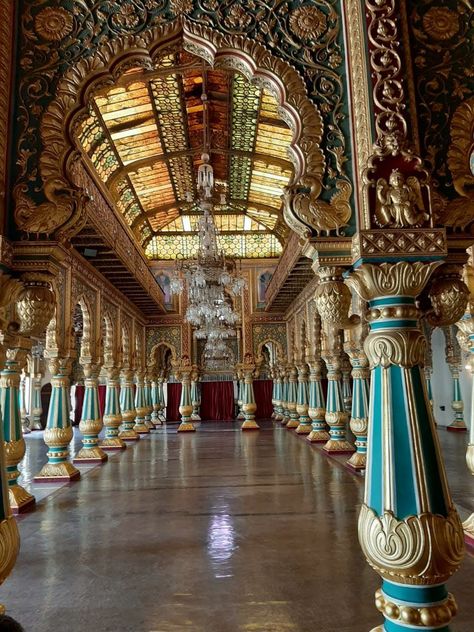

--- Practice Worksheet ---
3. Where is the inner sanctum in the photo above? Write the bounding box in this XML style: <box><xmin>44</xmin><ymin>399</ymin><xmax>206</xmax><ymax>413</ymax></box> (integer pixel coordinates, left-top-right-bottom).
<box><xmin>1</xmin><ymin>2</ymin><xmax>474</xmax><ymax>632</ymax></box>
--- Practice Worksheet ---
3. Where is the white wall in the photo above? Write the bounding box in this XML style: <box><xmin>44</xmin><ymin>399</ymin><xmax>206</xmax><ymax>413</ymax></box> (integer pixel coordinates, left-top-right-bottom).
<box><xmin>431</xmin><ymin>327</ymin><xmax>472</xmax><ymax>428</ymax></box>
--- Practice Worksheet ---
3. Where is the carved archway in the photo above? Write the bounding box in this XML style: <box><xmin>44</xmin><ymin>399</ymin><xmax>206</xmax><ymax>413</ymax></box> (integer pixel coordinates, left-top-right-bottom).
<box><xmin>255</xmin><ymin>338</ymin><xmax>284</xmax><ymax>369</ymax></box>
<box><xmin>149</xmin><ymin>342</ymin><xmax>177</xmax><ymax>378</ymax></box>
<box><xmin>14</xmin><ymin>19</ymin><xmax>350</xmax><ymax>240</ymax></box>
<box><xmin>73</xmin><ymin>296</ymin><xmax>93</xmax><ymax>360</ymax></box>
<box><xmin>101</xmin><ymin>311</ymin><xmax>115</xmax><ymax>367</ymax></box>
<box><xmin>121</xmin><ymin>323</ymin><xmax>131</xmax><ymax>370</ymax></box>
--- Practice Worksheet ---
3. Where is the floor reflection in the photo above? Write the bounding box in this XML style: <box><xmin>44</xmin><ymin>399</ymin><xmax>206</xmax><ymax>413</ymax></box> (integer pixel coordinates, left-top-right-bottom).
<box><xmin>207</xmin><ymin>509</ymin><xmax>237</xmax><ymax>578</ymax></box>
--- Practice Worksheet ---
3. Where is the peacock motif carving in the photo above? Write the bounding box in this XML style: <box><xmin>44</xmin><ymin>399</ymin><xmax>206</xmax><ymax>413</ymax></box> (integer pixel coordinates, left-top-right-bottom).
<box><xmin>282</xmin><ymin>178</ymin><xmax>352</xmax><ymax>236</ymax></box>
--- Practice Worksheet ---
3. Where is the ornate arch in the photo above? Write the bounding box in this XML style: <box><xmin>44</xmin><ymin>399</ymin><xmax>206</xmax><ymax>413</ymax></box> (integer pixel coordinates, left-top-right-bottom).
<box><xmin>101</xmin><ymin>311</ymin><xmax>115</xmax><ymax>367</ymax></box>
<box><xmin>13</xmin><ymin>18</ymin><xmax>347</xmax><ymax>240</ymax></box>
<box><xmin>74</xmin><ymin>295</ymin><xmax>93</xmax><ymax>360</ymax></box>
<box><xmin>255</xmin><ymin>338</ymin><xmax>284</xmax><ymax>369</ymax></box>
<box><xmin>121</xmin><ymin>322</ymin><xmax>131</xmax><ymax>369</ymax></box>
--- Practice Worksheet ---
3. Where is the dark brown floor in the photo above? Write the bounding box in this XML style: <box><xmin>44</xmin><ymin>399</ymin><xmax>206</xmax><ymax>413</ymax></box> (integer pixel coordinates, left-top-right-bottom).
<box><xmin>3</xmin><ymin>422</ymin><xmax>474</xmax><ymax>631</ymax></box>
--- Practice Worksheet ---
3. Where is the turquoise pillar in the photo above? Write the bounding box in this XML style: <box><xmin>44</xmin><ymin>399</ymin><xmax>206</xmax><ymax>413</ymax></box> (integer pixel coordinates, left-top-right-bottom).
<box><xmin>307</xmin><ymin>360</ymin><xmax>329</xmax><ymax>443</ymax></box>
<box><xmin>119</xmin><ymin>370</ymin><xmax>139</xmax><ymax>441</ymax></box>
<box><xmin>241</xmin><ymin>367</ymin><xmax>259</xmax><ymax>431</ymax></box>
<box><xmin>134</xmin><ymin>372</ymin><xmax>150</xmax><ymax>434</ymax></box>
<box><xmin>345</xmin><ymin>348</ymin><xmax>370</xmax><ymax>471</ymax></box>
<box><xmin>273</xmin><ymin>373</ymin><xmax>283</xmax><ymax>421</ymax></box>
<box><xmin>1</xmin><ymin>351</ymin><xmax>35</xmax><ymax>512</ymax></box>
<box><xmin>143</xmin><ymin>376</ymin><xmax>154</xmax><ymax>430</ymax></box>
<box><xmin>322</xmin><ymin>351</ymin><xmax>354</xmax><ymax>454</ymax></box>
<box><xmin>285</xmin><ymin>366</ymin><xmax>299</xmax><ymax>429</ymax></box>
<box><xmin>349</xmin><ymin>262</ymin><xmax>464</xmax><ymax>632</ymax></box>
<box><xmin>295</xmin><ymin>364</ymin><xmax>311</xmax><ymax>434</ymax></box>
<box><xmin>178</xmin><ymin>370</ymin><xmax>195</xmax><ymax>432</ymax></box>
<box><xmin>19</xmin><ymin>371</ymin><xmax>30</xmax><ymax>435</ymax></box>
<box><xmin>151</xmin><ymin>376</ymin><xmax>163</xmax><ymax>426</ymax></box>
<box><xmin>158</xmin><ymin>378</ymin><xmax>166</xmax><ymax>422</ymax></box>
<box><xmin>74</xmin><ymin>370</ymin><xmax>107</xmax><ymax>463</ymax></box>
<box><xmin>101</xmin><ymin>368</ymin><xmax>125</xmax><ymax>450</ymax></box>
<box><xmin>30</xmin><ymin>371</ymin><xmax>43</xmax><ymax>430</ymax></box>
<box><xmin>35</xmin><ymin>358</ymin><xmax>80</xmax><ymax>482</ymax></box>
<box><xmin>447</xmin><ymin>366</ymin><xmax>466</xmax><ymax>432</ymax></box>
<box><xmin>280</xmin><ymin>373</ymin><xmax>290</xmax><ymax>425</ymax></box>
<box><xmin>342</xmin><ymin>356</ymin><xmax>352</xmax><ymax>414</ymax></box>
<box><xmin>236</xmin><ymin>377</ymin><xmax>245</xmax><ymax>419</ymax></box>
<box><xmin>191</xmin><ymin>379</ymin><xmax>201</xmax><ymax>421</ymax></box>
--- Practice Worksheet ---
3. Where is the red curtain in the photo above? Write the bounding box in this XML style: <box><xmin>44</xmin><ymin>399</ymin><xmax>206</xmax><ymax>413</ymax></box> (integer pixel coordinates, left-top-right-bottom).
<box><xmin>200</xmin><ymin>381</ymin><xmax>234</xmax><ymax>421</ymax></box>
<box><xmin>253</xmin><ymin>380</ymin><xmax>274</xmax><ymax>420</ymax></box>
<box><xmin>166</xmin><ymin>383</ymin><xmax>182</xmax><ymax>422</ymax></box>
<box><xmin>74</xmin><ymin>384</ymin><xmax>85</xmax><ymax>425</ymax></box>
<box><xmin>98</xmin><ymin>385</ymin><xmax>106</xmax><ymax>417</ymax></box>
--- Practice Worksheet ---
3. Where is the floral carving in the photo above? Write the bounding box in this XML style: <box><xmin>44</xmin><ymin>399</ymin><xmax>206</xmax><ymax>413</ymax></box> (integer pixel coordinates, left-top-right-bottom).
<box><xmin>34</xmin><ymin>7</ymin><xmax>73</xmax><ymax>42</ymax></box>
<box><xmin>225</xmin><ymin>4</ymin><xmax>252</xmax><ymax>30</ymax></box>
<box><xmin>422</xmin><ymin>7</ymin><xmax>459</xmax><ymax>41</ymax></box>
<box><xmin>170</xmin><ymin>0</ymin><xmax>194</xmax><ymax>15</ymax></box>
<box><xmin>112</xmin><ymin>3</ymin><xmax>141</xmax><ymax>29</ymax></box>
<box><xmin>289</xmin><ymin>6</ymin><xmax>327</xmax><ymax>41</ymax></box>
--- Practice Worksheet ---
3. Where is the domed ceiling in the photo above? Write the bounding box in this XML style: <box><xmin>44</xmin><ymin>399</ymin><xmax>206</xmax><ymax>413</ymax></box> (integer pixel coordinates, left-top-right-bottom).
<box><xmin>76</xmin><ymin>49</ymin><xmax>293</xmax><ymax>260</ymax></box>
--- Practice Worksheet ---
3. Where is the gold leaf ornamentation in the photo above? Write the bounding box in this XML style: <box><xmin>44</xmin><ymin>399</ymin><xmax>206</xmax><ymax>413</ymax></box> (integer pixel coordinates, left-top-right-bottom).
<box><xmin>358</xmin><ymin>504</ymin><xmax>465</xmax><ymax>585</ymax></box>
<box><xmin>34</xmin><ymin>7</ymin><xmax>74</xmax><ymax>42</ymax></box>
<box><xmin>0</xmin><ymin>517</ymin><xmax>20</xmax><ymax>589</ymax></box>
<box><xmin>289</xmin><ymin>6</ymin><xmax>328</xmax><ymax>41</ymax></box>
<box><xmin>422</xmin><ymin>7</ymin><xmax>460</xmax><ymax>41</ymax></box>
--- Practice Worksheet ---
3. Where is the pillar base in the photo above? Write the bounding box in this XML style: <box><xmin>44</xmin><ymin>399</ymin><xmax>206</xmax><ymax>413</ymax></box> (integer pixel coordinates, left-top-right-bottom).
<box><xmin>280</xmin><ymin>417</ymin><xmax>289</xmax><ymax>426</ymax></box>
<box><xmin>295</xmin><ymin>423</ymin><xmax>312</xmax><ymax>435</ymax></box>
<box><xmin>144</xmin><ymin>420</ymin><xmax>155</xmax><ymax>430</ymax></box>
<box><xmin>191</xmin><ymin>414</ymin><xmax>201</xmax><ymax>421</ymax></box>
<box><xmin>286</xmin><ymin>419</ymin><xmax>299</xmax><ymax>429</ymax></box>
<box><xmin>447</xmin><ymin>422</ymin><xmax>467</xmax><ymax>432</ymax></box>
<box><xmin>346</xmin><ymin>451</ymin><xmax>366</xmax><ymax>471</ymax></box>
<box><xmin>119</xmin><ymin>428</ymin><xmax>139</xmax><ymax>441</ymax></box>
<box><xmin>100</xmin><ymin>437</ymin><xmax>126</xmax><ymax>451</ymax></box>
<box><xmin>307</xmin><ymin>429</ymin><xmax>330</xmax><ymax>443</ymax></box>
<box><xmin>34</xmin><ymin>461</ymin><xmax>81</xmax><ymax>483</ymax></box>
<box><xmin>323</xmin><ymin>439</ymin><xmax>355</xmax><ymax>454</ymax></box>
<box><xmin>22</xmin><ymin>425</ymin><xmax>31</xmax><ymax>435</ymax></box>
<box><xmin>370</xmin><ymin>627</ymin><xmax>383</xmax><ymax>632</ymax></box>
<box><xmin>237</xmin><ymin>413</ymin><xmax>245</xmax><ymax>420</ymax></box>
<box><xmin>241</xmin><ymin>420</ymin><xmax>260</xmax><ymax>430</ymax></box>
<box><xmin>177</xmin><ymin>421</ymin><xmax>195</xmax><ymax>432</ymax></box>
<box><xmin>73</xmin><ymin>447</ymin><xmax>108</xmax><ymax>463</ymax></box>
<box><xmin>153</xmin><ymin>421</ymin><xmax>163</xmax><ymax>428</ymax></box>
<box><xmin>9</xmin><ymin>485</ymin><xmax>35</xmax><ymax>514</ymax></box>
<box><xmin>133</xmin><ymin>423</ymin><xmax>150</xmax><ymax>434</ymax></box>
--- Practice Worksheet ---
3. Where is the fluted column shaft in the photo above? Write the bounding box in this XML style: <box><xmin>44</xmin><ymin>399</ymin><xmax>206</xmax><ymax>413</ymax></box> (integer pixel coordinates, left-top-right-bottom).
<box><xmin>143</xmin><ymin>376</ymin><xmax>154</xmax><ymax>429</ymax></box>
<box><xmin>74</xmin><ymin>367</ymin><xmax>107</xmax><ymax>463</ymax></box>
<box><xmin>151</xmin><ymin>376</ymin><xmax>163</xmax><ymax>426</ymax></box>
<box><xmin>447</xmin><ymin>365</ymin><xmax>466</xmax><ymax>432</ymax></box>
<box><xmin>295</xmin><ymin>364</ymin><xmax>311</xmax><ymax>434</ymax></box>
<box><xmin>35</xmin><ymin>358</ymin><xmax>80</xmax><ymax>482</ymax></box>
<box><xmin>19</xmin><ymin>371</ymin><xmax>30</xmax><ymax>435</ymax></box>
<box><xmin>346</xmin><ymin>354</ymin><xmax>370</xmax><ymax>471</ymax></box>
<box><xmin>101</xmin><ymin>368</ymin><xmax>125</xmax><ymax>450</ymax></box>
<box><xmin>285</xmin><ymin>367</ymin><xmax>299</xmax><ymax>429</ymax></box>
<box><xmin>119</xmin><ymin>370</ymin><xmax>139</xmax><ymax>441</ymax></box>
<box><xmin>273</xmin><ymin>375</ymin><xmax>283</xmax><ymax>421</ymax></box>
<box><xmin>1</xmin><ymin>351</ymin><xmax>35</xmax><ymax>512</ymax></box>
<box><xmin>30</xmin><ymin>372</ymin><xmax>43</xmax><ymax>430</ymax></box>
<box><xmin>307</xmin><ymin>361</ymin><xmax>329</xmax><ymax>443</ymax></box>
<box><xmin>134</xmin><ymin>371</ymin><xmax>150</xmax><ymax>434</ymax></box>
<box><xmin>280</xmin><ymin>374</ymin><xmax>290</xmax><ymax>425</ymax></box>
<box><xmin>237</xmin><ymin>377</ymin><xmax>245</xmax><ymax>420</ymax></box>
<box><xmin>349</xmin><ymin>262</ymin><xmax>465</xmax><ymax>632</ymax></box>
<box><xmin>322</xmin><ymin>353</ymin><xmax>354</xmax><ymax>454</ymax></box>
<box><xmin>191</xmin><ymin>380</ymin><xmax>201</xmax><ymax>421</ymax></box>
<box><xmin>241</xmin><ymin>368</ymin><xmax>259</xmax><ymax>431</ymax></box>
<box><xmin>178</xmin><ymin>371</ymin><xmax>195</xmax><ymax>432</ymax></box>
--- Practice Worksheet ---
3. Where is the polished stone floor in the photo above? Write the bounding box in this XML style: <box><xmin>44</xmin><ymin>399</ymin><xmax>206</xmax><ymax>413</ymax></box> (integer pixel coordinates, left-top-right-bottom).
<box><xmin>2</xmin><ymin>422</ymin><xmax>474</xmax><ymax>631</ymax></box>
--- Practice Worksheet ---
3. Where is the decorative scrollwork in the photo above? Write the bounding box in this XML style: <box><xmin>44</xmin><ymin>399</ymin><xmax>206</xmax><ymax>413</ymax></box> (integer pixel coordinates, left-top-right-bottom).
<box><xmin>358</xmin><ymin>504</ymin><xmax>465</xmax><ymax>585</ymax></box>
<box><xmin>365</xmin><ymin>330</ymin><xmax>426</xmax><ymax>369</ymax></box>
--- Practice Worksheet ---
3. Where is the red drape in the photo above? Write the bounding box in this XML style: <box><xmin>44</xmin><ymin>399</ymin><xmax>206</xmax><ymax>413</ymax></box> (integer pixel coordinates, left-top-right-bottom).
<box><xmin>98</xmin><ymin>384</ymin><xmax>106</xmax><ymax>417</ymax></box>
<box><xmin>74</xmin><ymin>384</ymin><xmax>85</xmax><ymax>425</ymax></box>
<box><xmin>253</xmin><ymin>380</ymin><xmax>274</xmax><ymax>420</ymax></box>
<box><xmin>200</xmin><ymin>381</ymin><xmax>234</xmax><ymax>421</ymax></box>
<box><xmin>166</xmin><ymin>383</ymin><xmax>182</xmax><ymax>422</ymax></box>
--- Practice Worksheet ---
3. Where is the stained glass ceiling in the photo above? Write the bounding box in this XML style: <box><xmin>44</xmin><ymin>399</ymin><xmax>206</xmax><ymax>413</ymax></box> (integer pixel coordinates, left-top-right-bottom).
<box><xmin>77</xmin><ymin>49</ymin><xmax>293</xmax><ymax>260</ymax></box>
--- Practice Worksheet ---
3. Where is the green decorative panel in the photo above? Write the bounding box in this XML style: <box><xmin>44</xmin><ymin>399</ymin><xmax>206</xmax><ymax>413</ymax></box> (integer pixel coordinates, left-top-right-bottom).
<box><xmin>146</xmin><ymin>325</ymin><xmax>182</xmax><ymax>358</ymax></box>
<box><xmin>408</xmin><ymin>0</ymin><xmax>474</xmax><ymax>197</ymax></box>
<box><xmin>252</xmin><ymin>322</ymin><xmax>287</xmax><ymax>357</ymax></box>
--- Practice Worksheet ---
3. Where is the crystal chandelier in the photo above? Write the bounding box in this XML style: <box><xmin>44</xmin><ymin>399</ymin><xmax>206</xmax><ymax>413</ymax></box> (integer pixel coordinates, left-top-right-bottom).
<box><xmin>169</xmin><ymin>68</ymin><xmax>245</xmax><ymax>348</ymax></box>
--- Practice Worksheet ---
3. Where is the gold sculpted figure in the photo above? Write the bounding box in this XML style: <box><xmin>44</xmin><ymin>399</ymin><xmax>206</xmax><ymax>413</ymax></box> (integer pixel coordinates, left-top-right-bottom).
<box><xmin>375</xmin><ymin>169</ymin><xmax>429</xmax><ymax>228</ymax></box>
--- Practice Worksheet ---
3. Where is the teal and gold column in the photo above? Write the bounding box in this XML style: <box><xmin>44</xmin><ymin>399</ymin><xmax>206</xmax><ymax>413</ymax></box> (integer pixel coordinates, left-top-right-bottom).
<box><xmin>30</xmin><ymin>369</ymin><xmax>43</xmax><ymax>430</ymax></box>
<box><xmin>35</xmin><ymin>357</ymin><xmax>80</xmax><ymax>482</ymax></box>
<box><xmin>307</xmin><ymin>359</ymin><xmax>329</xmax><ymax>443</ymax></box>
<box><xmin>19</xmin><ymin>370</ymin><xmax>30</xmax><ymax>435</ymax></box>
<box><xmin>273</xmin><ymin>368</ymin><xmax>283</xmax><ymax>421</ymax></box>
<box><xmin>348</xmin><ymin>261</ymin><xmax>465</xmax><ymax>632</ymax></box>
<box><xmin>74</xmin><ymin>363</ymin><xmax>107</xmax><ymax>463</ymax></box>
<box><xmin>280</xmin><ymin>369</ymin><xmax>290</xmax><ymax>426</ymax></box>
<box><xmin>134</xmin><ymin>371</ymin><xmax>150</xmax><ymax>435</ymax></box>
<box><xmin>177</xmin><ymin>366</ymin><xmax>195</xmax><ymax>432</ymax></box>
<box><xmin>285</xmin><ymin>366</ymin><xmax>299</xmax><ymax>429</ymax></box>
<box><xmin>191</xmin><ymin>368</ymin><xmax>201</xmax><ymax>421</ymax></box>
<box><xmin>100</xmin><ymin>367</ymin><xmax>125</xmax><ymax>451</ymax></box>
<box><xmin>143</xmin><ymin>374</ymin><xmax>154</xmax><ymax>430</ymax></box>
<box><xmin>151</xmin><ymin>374</ymin><xmax>163</xmax><ymax>427</ymax></box>
<box><xmin>241</xmin><ymin>363</ymin><xmax>259</xmax><ymax>431</ymax></box>
<box><xmin>447</xmin><ymin>365</ymin><xmax>466</xmax><ymax>432</ymax></box>
<box><xmin>236</xmin><ymin>371</ymin><xmax>245</xmax><ymax>420</ymax></box>
<box><xmin>321</xmin><ymin>344</ymin><xmax>354</xmax><ymax>454</ymax></box>
<box><xmin>344</xmin><ymin>326</ymin><xmax>370</xmax><ymax>471</ymax></box>
<box><xmin>341</xmin><ymin>354</ymin><xmax>352</xmax><ymax>415</ymax></box>
<box><xmin>118</xmin><ymin>369</ymin><xmax>139</xmax><ymax>441</ymax></box>
<box><xmin>295</xmin><ymin>363</ymin><xmax>311</xmax><ymax>434</ymax></box>
<box><xmin>1</xmin><ymin>347</ymin><xmax>35</xmax><ymax>512</ymax></box>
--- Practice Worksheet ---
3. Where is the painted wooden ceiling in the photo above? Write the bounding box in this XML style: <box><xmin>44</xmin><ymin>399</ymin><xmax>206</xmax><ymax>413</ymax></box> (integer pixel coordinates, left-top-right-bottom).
<box><xmin>76</xmin><ymin>49</ymin><xmax>293</xmax><ymax>260</ymax></box>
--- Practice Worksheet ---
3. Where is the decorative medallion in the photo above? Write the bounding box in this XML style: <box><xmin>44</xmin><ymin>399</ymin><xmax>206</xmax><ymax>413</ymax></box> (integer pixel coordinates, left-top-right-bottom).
<box><xmin>422</xmin><ymin>7</ymin><xmax>460</xmax><ymax>41</ymax></box>
<box><xmin>289</xmin><ymin>5</ymin><xmax>327</xmax><ymax>41</ymax></box>
<box><xmin>170</xmin><ymin>0</ymin><xmax>194</xmax><ymax>15</ymax></box>
<box><xmin>34</xmin><ymin>7</ymin><xmax>73</xmax><ymax>42</ymax></box>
